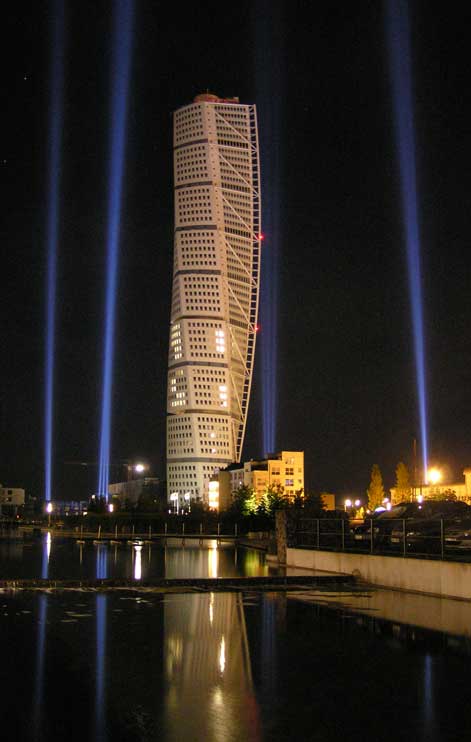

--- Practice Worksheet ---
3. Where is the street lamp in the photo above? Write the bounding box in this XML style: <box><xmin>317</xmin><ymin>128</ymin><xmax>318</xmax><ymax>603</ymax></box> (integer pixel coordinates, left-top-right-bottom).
<box><xmin>427</xmin><ymin>467</ymin><xmax>442</xmax><ymax>486</ymax></box>
<box><xmin>170</xmin><ymin>492</ymin><xmax>179</xmax><ymax>515</ymax></box>
<box><xmin>344</xmin><ymin>498</ymin><xmax>352</xmax><ymax>512</ymax></box>
<box><xmin>184</xmin><ymin>492</ymin><xmax>191</xmax><ymax>513</ymax></box>
<box><xmin>126</xmin><ymin>461</ymin><xmax>148</xmax><ymax>481</ymax></box>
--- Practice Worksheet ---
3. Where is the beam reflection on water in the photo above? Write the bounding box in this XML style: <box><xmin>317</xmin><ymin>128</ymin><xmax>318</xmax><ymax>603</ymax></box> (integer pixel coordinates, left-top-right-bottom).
<box><xmin>423</xmin><ymin>653</ymin><xmax>436</xmax><ymax>737</ymax></box>
<box><xmin>95</xmin><ymin>548</ymin><xmax>108</xmax><ymax>741</ymax></box>
<box><xmin>164</xmin><ymin>592</ymin><xmax>260</xmax><ymax>741</ymax></box>
<box><xmin>33</xmin><ymin>534</ymin><xmax>51</xmax><ymax>737</ymax></box>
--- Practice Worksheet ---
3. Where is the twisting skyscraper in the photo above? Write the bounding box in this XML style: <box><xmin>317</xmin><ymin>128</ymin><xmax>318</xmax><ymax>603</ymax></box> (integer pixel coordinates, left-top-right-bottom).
<box><xmin>166</xmin><ymin>93</ymin><xmax>261</xmax><ymax>505</ymax></box>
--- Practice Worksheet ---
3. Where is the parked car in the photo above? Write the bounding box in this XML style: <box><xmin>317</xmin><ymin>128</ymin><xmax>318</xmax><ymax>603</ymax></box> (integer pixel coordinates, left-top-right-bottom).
<box><xmin>389</xmin><ymin>501</ymin><xmax>470</xmax><ymax>552</ymax></box>
<box><xmin>444</xmin><ymin>519</ymin><xmax>471</xmax><ymax>551</ymax></box>
<box><xmin>352</xmin><ymin>502</ymin><xmax>425</xmax><ymax>545</ymax></box>
<box><xmin>353</xmin><ymin>500</ymin><xmax>469</xmax><ymax>549</ymax></box>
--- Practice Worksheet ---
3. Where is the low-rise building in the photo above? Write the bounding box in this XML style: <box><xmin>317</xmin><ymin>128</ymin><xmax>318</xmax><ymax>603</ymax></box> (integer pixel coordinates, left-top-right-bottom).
<box><xmin>215</xmin><ymin>451</ymin><xmax>305</xmax><ymax>510</ymax></box>
<box><xmin>0</xmin><ymin>485</ymin><xmax>25</xmax><ymax>516</ymax></box>
<box><xmin>108</xmin><ymin>477</ymin><xmax>160</xmax><ymax>508</ymax></box>
<box><xmin>390</xmin><ymin>468</ymin><xmax>471</xmax><ymax>504</ymax></box>
<box><xmin>49</xmin><ymin>500</ymin><xmax>88</xmax><ymax>516</ymax></box>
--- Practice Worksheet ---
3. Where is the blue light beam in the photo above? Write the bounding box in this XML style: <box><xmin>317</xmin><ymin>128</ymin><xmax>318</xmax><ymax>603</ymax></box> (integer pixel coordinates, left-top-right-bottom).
<box><xmin>254</xmin><ymin>0</ymin><xmax>284</xmax><ymax>456</ymax></box>
<box><xmin>44</xmin><ymin>0</ymin><xmax>65</xmax><ymax>502</ymax></box>
<box><xmin>97</xmin><ymin>0</ymin><xmax>134</xmax><ymax>500</ymax></box>
<box><xmin>386</xmin><ymin>0</ymin><xmax>429</xmax><ymax>481</ymax></box>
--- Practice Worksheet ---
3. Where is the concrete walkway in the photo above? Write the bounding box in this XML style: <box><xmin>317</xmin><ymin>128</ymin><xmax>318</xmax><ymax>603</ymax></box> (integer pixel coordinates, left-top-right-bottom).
<box><xmin>0</xmin><ymin>574</ymin><xmax>355</xmax><ymax>592</ymax></box>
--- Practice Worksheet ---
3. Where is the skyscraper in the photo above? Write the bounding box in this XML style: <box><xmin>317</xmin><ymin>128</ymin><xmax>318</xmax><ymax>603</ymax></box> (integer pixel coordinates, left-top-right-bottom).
<box><xmin>166</xmin><ymin>93</ymin><xmax>261</xmax><ymax>506</ymax></box>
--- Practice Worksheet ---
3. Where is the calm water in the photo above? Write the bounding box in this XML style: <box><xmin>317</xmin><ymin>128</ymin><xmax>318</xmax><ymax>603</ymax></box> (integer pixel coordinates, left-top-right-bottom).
<box><xmin>0</xmin><ymin>535</ymin><xmax>269</xmax><ymax>580</ymax></box>
<box><xmin>1</xmin><ymin>537</ymin><xmax>471</xmax><ymax>741</ymax></box>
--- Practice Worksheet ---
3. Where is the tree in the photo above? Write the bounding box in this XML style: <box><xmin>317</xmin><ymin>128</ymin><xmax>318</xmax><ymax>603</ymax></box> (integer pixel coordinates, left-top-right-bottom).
<box><xmin>303</xmin><ymin>491</ymin><xmax>327</xmax><ymax>514</ymax></box>
<box><xmin>231</xmin><ymin>485</ymin><xmax>257</xmax><ymax>516</ymax></box>
<box><xmin>428</xmin><ymin>488</ymin><xmax>457</xmax><ymax>501</ymax></box>
<box><xmin>136</xmin><ymin>483</ymin><xmax>162</xmax><ymax>511</ymax></box>
<box><xmin>88</xmin><ymin>496</ymin><xmax>107</xmax><ymax>513</ymax></box>
<box><xmin>367</xmin><ymin>465</ymin><xmax>385</xmax><ymax>511</ymax></box>
<box><xmin>264</xmin><ymin>484</ymin><xmax>288</xmax><ymax>514</ymax></box>
<box><xmin>395</xmin><ymin>462</ymin><xmax>412</xmax><ymax>503</ymax></box>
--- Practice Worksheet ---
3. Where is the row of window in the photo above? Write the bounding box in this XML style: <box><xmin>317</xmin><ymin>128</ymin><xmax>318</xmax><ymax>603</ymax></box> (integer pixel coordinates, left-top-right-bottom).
<box><xmin>183</xmin><ymin>274</ymin><xmax>218</xmax><ymax>284</ymax></box>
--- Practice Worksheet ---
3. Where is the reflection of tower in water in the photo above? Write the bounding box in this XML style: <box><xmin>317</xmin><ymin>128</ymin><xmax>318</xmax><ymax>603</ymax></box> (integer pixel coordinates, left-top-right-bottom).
<box><xmin>164</xmin><ymin>592</ymin><xmax>261</xmax><ymax>741</ymax></box>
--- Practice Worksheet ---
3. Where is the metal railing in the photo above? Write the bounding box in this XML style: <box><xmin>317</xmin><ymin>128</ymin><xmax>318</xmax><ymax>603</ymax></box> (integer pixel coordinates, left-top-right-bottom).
<box><xmin>19</xmin><ymin>521</ymin><xmax>244</xmax><ymax>541</ymax></box>
<box><xmin>290</xmin><ymin>517</ymin><xmax>471</xmax><ymax>561</ymax></box>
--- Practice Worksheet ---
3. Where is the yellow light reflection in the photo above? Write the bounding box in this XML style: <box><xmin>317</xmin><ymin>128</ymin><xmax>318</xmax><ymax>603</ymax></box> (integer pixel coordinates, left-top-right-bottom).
<box><xmin>212</xmin><ymin>687</ymin><xmax>223</xmax><ymax>707</ymax></box>
<box><xmin>208</xmin><ymin>543</ymin><xmax>218</xmax><ymax>578</ymax></box>
<box><xmin>134</xmin><ymin>545</ymin><xmax>142</xmax><ymax>580</ymax></box>
<box><xmin>219</xmin><ymin>636</ymin><xmax>226</xmax><ymax>674</ymax></box>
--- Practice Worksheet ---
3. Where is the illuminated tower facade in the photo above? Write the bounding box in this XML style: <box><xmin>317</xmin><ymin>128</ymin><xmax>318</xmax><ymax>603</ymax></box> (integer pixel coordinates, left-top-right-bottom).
<box><xmin>166</xmin><ymin>93</ymin><xmax>261</xmax><ymax>505</ymax></box>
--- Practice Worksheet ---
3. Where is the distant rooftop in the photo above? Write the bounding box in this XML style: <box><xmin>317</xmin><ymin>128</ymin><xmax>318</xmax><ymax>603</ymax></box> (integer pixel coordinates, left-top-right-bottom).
<box><xmin>193</xmin><ymin>93</ymin><xmax>240</xmax><ymax>104</ymax></box>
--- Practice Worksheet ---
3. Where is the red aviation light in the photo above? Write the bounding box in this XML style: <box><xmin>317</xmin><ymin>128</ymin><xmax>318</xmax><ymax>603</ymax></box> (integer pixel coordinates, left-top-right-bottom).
<box><xmin>255</xmin><ymin>325</ymin><xmax>260</xmax><ymax>332</ymax></box>
<box><xmin>257</xmin><ymin>233</ymin><xmax>265</xmax><ymax>241</ymax></box>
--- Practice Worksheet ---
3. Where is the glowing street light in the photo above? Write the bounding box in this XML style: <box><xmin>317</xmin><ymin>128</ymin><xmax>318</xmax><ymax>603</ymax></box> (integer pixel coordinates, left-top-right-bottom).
<box><xmin>184</xmin><ymin>492</ymin><xmax>191</xmax><ymax>513</ymax></box>
<box><xmin>170</xmin><ymin>492</ymin><xmax>179</xmax><ymax>515</ymax></box>
<box><xmin>344</xmin><ymin>498</ymin><xmax>352</xmax><ymax>511</ymax></box>
<box><xmin>126</xmin><ymin>461</ymin><xmax>147</xmax><ymax>481</ymax></box>
<box><xmin>427</xmin><ymin>467</ymin><xmax>442</xmax><ymax>485</ymax></box>
<box><xmin>46</xmin><ymin>501</ymin><xmax>53</xmax><ymax>528</ymax></box>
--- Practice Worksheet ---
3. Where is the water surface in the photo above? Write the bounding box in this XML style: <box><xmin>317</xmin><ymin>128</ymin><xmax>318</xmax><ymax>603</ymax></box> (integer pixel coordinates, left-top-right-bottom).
<box><xmin>0</xmin><ymin>536</ymin><xmax>268</xmax><ymax>580</ymax></box>
<box><xmin>2</xmin><ymin>538</ymin><xmax>471</xmax><ymax>741</ymax></box>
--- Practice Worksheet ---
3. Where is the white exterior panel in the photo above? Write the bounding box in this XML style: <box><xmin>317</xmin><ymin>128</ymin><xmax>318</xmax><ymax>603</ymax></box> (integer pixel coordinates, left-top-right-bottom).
<box><xmin>166</xmin><ymin>94</ymin><xmax>261</xmax><ymax>504</ymax></box>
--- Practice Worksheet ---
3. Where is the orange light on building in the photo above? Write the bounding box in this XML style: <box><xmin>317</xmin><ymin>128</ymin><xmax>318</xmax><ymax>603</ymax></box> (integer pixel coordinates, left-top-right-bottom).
<box><xmin>208</xmin><ymin>480</ymin><xmax>219</xmax><ymax>510</ymax></box>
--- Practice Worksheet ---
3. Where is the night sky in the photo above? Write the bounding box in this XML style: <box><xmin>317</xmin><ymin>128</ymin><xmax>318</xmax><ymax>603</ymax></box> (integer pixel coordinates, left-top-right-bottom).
<box><xmin>2</xmin><ymin>1</ymin><xmax>471</xmax><ymax>501</ymax></box>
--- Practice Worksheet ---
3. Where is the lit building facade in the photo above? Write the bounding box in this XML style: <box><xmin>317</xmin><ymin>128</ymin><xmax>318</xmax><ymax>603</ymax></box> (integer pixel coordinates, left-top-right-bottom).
<box><xmin>166</xmin><ymin>93</ymin><xmax>261</xmax><ymax>505</ymax></box>
<box><xmin>218</xmin><ymin>451</ymin><xmax>305</xmax><ymax>509</ymax></box>
<box><xmin>390</xmin><ymin>468</ymin><xmax>471</xmax><ymax>504</ymax></box>
<box><xmin>0</xmin><ymin>485</ymin><xmax>25</xmax><ymax>516</ymax></box>
<box><xmin>108</xmin><ymin>477</ymin><xmax>160</xmax><ymax>508</ymax></box>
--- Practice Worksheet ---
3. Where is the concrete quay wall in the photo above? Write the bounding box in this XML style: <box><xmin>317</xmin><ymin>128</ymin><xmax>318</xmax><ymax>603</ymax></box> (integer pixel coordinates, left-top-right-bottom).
<box><xmin>287</xmin><ymin>548</ymin><xmax>471</xmax><ymax>601</ymax></box>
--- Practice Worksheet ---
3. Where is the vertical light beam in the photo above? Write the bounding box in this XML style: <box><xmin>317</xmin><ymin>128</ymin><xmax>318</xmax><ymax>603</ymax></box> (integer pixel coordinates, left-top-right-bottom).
<box><xmin>254</xmin><ymin>0</ymin><xmax>284</xmax><ymax>456</ymax></box>
<box><xmin>44</xmin><ymin>0</ymin><xmax>65</xmax><ymax>502</ymax></box>
<box><xmin>386</xmin><ymin>0</ymin><xmax>429</xmax><ymax>481</ymax></box>
<box><xmin>97</xmin><ymin>0</ymin><xmax>134</xmax><ymax>499</ymax></box>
